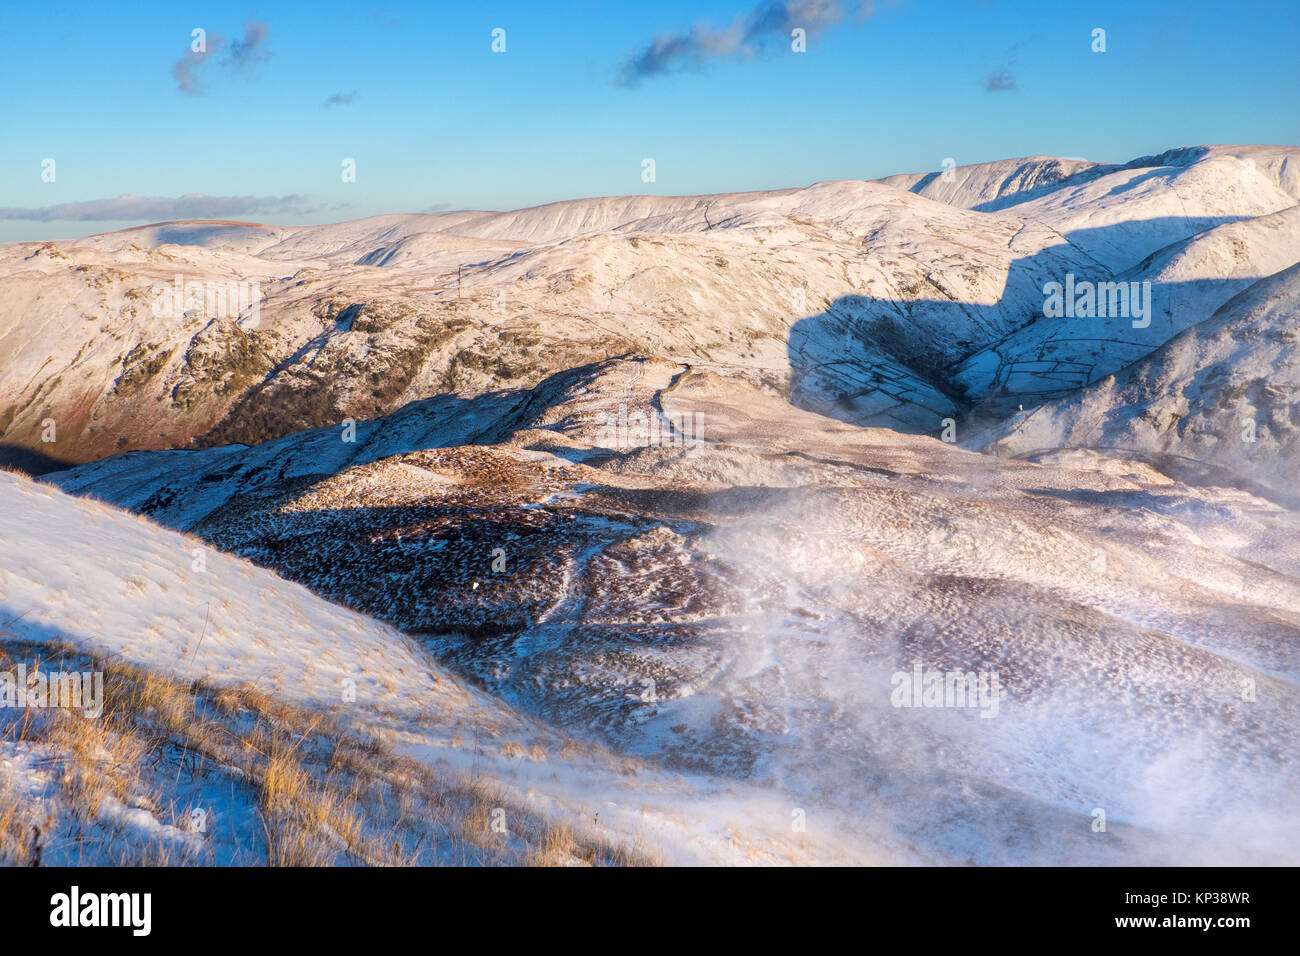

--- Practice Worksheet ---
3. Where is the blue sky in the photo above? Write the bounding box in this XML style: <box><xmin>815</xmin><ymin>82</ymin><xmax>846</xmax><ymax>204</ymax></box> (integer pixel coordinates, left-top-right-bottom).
<box><xmin>1</xmin><ymin>0</ymin><xmax>1297</xmax><ymax>240</ymax></box>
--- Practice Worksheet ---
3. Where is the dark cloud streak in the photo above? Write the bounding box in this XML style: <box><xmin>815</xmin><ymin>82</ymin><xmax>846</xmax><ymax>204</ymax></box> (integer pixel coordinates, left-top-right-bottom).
<box><xmin>225</xmin><ymin>19</ymin><xmax>271</xmax><ymax>72</ymax></box>
<box><xmin>323</xmin><ymin>91</ymin><xmax>358</xmax><ymax>108</ymax></box>
<box><xmin>618</xmin><ymin>0</ymin><xmax>874</xmax><ymax>86</ymax></box>
<box><xmin>984</xmin><ymin>70</ymin><xmax>1016</xmax><ymax>92</ymax></box>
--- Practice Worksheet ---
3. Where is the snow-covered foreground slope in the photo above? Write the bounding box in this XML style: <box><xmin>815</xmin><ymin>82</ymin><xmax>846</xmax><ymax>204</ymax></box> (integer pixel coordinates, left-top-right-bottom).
<box><xmin>1</xmin><ymin>470</ymin><xmax>892</xmax><ymax>865</ymax></box>
<box><xmin>49</xmin><ymin>364</ymin><xmax>1300</xmax><ymax>864</ymax></box>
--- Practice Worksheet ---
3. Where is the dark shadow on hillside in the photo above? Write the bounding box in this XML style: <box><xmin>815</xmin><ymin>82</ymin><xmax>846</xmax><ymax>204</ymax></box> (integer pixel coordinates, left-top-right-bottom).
<box><xmin>786</xmin><ymin>215</ymin><xmax>1252</xmax><ymax>442</ymax></box>
<box><xmin>0</xmin><ymin>444</ymin><xmax>77</xmax><ymax>476</ymax></box>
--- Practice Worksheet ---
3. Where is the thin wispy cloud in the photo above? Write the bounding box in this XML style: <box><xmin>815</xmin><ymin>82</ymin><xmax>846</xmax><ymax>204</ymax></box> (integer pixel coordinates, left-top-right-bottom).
<box><xmin>984</xmin><ymin>70</ymin><xmax>1016</xmax><ymax>92</ymax></box>
<box><xmin>171</xmin><ymin>19</ymin><xmax>271</xmax><ymax>94</ymax></box>
<box><xmin>323</xmin><ymin>91</ymin><xmax>358</xmax><ymax>108</ymax></box>
<box><xmin>0</xmin><ymin>194</ymin><xmax>308</xmax><ymax>222</ymax></box>
<box><xmin>172</xmin><ymin>34</ymin><xmax>225</xmax><ymax>95</ymax></box>
<box><xmin>983</xmin><ymin>36</ymin><xmax>1032</xmax><ymax>93</ymax></box>
<box><xmin>618</xmin><ymin>0</ymin><xmax>876</xmax><ymax>85</ymax></box>
<box><xmin>371</xmin><ymin>6</ymin><xmax>400</xmax><ymax>29</ymax></box>
<box><xmin>226</xmin><ymin>19</ymin><xmax>271</xmax><ymax>72</ymax></box>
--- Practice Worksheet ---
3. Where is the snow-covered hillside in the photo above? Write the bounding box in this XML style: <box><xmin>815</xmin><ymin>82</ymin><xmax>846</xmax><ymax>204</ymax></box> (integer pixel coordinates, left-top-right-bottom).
<box><xmin>952</xmin><ymin>202</ymin><xmax>1300</xmax><ymax>412</ymax></box>
<box><xmin>985</xmin><ymin>261</ymin><xmax>1300</xmax><ymax>495</ymax></box>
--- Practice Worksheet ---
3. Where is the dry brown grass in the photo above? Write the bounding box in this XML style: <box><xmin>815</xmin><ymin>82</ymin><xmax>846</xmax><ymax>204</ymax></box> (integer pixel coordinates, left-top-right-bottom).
<box><xmin>0</xmin><ymin>640</ymin><xmax>657</xmax><ymax>866</ymax></box>
<box><xmin>527</xmin><ymin>823</ymin><xmax>581</xmax><ymax>866</ymax></box>
<box><xmin>0</xmin><ymin>772</ymin><xmax>53</xmax><ymax>865</ymax></box>
<box><xmin>499</xmin><ymin>740</ymin><xmax>525</xmax><ymax>759</ymax></box>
